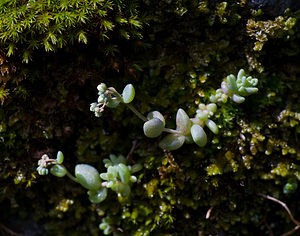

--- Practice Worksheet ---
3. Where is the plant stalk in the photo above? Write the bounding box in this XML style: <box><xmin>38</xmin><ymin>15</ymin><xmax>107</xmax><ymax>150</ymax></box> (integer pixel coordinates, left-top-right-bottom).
<box><xmin>108</xmin><ymin>87</ymin><xmax>147</xmax><ymax>122</ymax></box>
<box><xmin>59</xmin><ymin>164</ymin><xmax>78</xmax><ymax>183</ymax></box>
<box><xmin>125</xmin><ymin>103</ymin><xmax>147</xmax><ymax>122</ymax></box>
<box><xmin>163</xmin><ymin>128</ymin><xmax>182</xmax><ymax>134</ymax></box>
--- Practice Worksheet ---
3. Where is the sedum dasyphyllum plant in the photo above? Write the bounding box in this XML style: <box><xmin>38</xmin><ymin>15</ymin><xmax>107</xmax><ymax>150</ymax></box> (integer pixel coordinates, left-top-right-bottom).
<box><xmin>37</xmin><ymin>69</ymin><xmax>258</xmax><ymax>234</ymax></box>
<box><xmin>210</xmin><ymin>69</ymin><xmax>258</xmax><ymax>104</ymax></box>
<box><xmin>37</xmin><ymin>151</ymin><xmax>142</xmax><ymax>204</ymax></box>
<box><xmin>90</xmin><ymin>69</ymin><xmax>259</xmax><ymax>151</ymax></box>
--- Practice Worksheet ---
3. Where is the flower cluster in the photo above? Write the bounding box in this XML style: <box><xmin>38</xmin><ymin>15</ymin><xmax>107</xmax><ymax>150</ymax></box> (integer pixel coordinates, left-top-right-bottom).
<box><xmin>36</xmin><ymin>152</ymin><xmax>64</xmax><ymax>175</ymax></box>
<box><xmin>90</xmin><ymin>83</ymin><xmax>135</xmax><ymax>117</ymax></box>
<box><xmin>90</xmin><ymin>83</ymin><xmax>120</xmax><ymax>117</ymax></box>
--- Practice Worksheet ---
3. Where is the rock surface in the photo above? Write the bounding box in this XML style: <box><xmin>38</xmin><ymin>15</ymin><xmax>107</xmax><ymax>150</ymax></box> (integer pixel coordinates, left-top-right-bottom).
<box><xmin>249</xmin><ymin>0</ymin><xmax>300</xmax><ymax>16</ymax></box>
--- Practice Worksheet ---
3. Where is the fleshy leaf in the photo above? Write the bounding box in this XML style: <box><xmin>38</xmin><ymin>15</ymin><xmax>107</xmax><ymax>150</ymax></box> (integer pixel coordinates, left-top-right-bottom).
<box><xmin>106</xmin><ymin>97</ymin><xmax>120</xmax><ymax>108</ymax></box>
<box><xmin>100</xmin><ymin>173</ymin><xmax>109</xmax><ymax>180</ymax></box>
<box><xmin>103</xmin><ymin>159</ymin><xmax>113</xmax><ymax>168</ymax></box>
<box><xmin>130</xmin><ymin>164</ymin><xmax>143</xmax><ymax>173</ymax></box>
<box><xmin>109</xmin><ymin>154</ymin><xmax>119</xmax><ymax>165</ymax></box>
<box><xmin>232</xmin><ymin>94</ymin><xmax>245</xmax><ymax>103</ymax></box>
<box><xmin>99</xmin><ymin>223</ymin><xmax>108</xmax><ymax>230</ymax></box>
<box><xmin>191</xmin><ymin>125</ymin><xmax>207</xmax><ymax>147</ymax></box>
<box><xmin>122</xmin><ymin>84</ymin><xmax>135</xmax><ymax>103</ymax></box>
<box><xmin>226</xmin><ymin>74</ymin><xmax>238</xmax><ymax>92</ymax></box>
<box><xmin>117</xmin><ymin>163</ymin><xmax>131</xmax><ymax>184</ymax></box>
<box><xmin>107</xmin><ymin>166</ymin><xmax>118</xmax><ymax>179</ymax></box>
<box><xmin>176</xmin><ymin>108</ymin><xmax>191</xmax><ymax>135</ymax></box>
<box><xmin>159</xmin><ymin>134</ymin><xmax>185</xmax><ymax>151</ymax></box>
<box><xmin>50</xmin><ymin>164</ymin><xmax>67</xmax><ymax>177</ymax></box>
<box><xmin>56</xmin><ymin>151</ymin><xmax>64</xmax><ymax>164</ymax></box>
<box><xmin>143</xmin><ymin>118</ymin><xmax>164</xmax><ymax>138</ymax></box>
<box><xmin>206</xmin><ymin>103</ymin><xmax>217</xmax><ymax>113</ymax></box>
<box><xmin>245</xmin><ymin>87</ymin><xmax>258</xmax><ymax>94</ymax></box>
<box><xmin>130</xmin><ymin>176</ymin><xmax>137</xmax><ymax>182</ymax></box>
<box><xmin>114</xmin><ymin>182</ymin><xmax>131</xmax><ymax>196</ymax></box>
<box><xmin>88</xmin><ymin>188</ymin><xmax>107</xmax><ymax>203</ymax></box>
<box><xmin>237</xmin><ymin>69</ymin><xmax>245</xmax><ymax>80</ymax></box>
<box><xmin>205</xmin><ymin>119</ymin><xmax>219</xmax><ymax>134</ymax></box>
<box><xmin>147</xmin><ymin>111</ymin><xmax>165</xmax><ymax>126</ymax></box>
<box><xmin>75</xmin><ymin>164</ymin><xmax>102</xmax><ymax>190</ymax></box>
<box><xmin>196</xmin><ymin>110</ymin><xmax>208</xmax><ymax>121</ymax></box>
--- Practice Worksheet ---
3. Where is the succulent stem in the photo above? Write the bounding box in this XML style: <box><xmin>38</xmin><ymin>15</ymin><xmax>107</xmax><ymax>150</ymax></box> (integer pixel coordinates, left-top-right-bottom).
<box><xmin>163</xmin><ymin>128</ymin><xmax>182</xmax><ymax>134</ymax></box>
<box><xmin>59</xmin><ymin>164</ymin><xmax>78</xmax><ymax>183</ymax></box>
<box><xmin>125</xmin><ymin>103</ymin><xmax>148</xmax><ymax>122</ymax></box>
<box><xmin>108</xmin><ymin>87</ymin><xmax>147</xmax><ymax>121</ymax></box>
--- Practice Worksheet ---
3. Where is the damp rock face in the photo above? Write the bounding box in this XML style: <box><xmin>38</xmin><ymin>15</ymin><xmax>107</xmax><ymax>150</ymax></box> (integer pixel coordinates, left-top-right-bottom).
<box><xmin>249</xmin><ymin>0</ymin><xmax>300</xmax><ymax>17</ymax></box>
<box><xmin>210</xmin><ymin>0</ymin><xmax>300</xmax><ymax>17</ymax></box>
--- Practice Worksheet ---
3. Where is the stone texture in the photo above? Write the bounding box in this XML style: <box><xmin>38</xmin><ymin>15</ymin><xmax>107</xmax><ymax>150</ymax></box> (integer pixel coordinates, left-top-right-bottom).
<box><xmin>249</xmin><ymin>0</ymin><xmax>300</xmax><ymax>16</ymax></box>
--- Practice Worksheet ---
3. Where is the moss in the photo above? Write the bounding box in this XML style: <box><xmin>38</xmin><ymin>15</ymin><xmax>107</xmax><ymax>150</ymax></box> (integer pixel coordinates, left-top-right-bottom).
<box><xmin>246</xmin><ymin>16</ymin><xmax>296</xmax><ymax>52</ymax></box>
<box><xmin>1</xmin><ymin>0</ymin><xmax>300</xmax><ymax>235</ymax></box>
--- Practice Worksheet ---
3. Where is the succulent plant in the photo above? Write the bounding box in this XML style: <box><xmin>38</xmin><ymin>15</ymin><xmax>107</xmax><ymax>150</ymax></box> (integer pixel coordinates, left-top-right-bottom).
<box><xmin>90</xmin><ymin>83</ymin><xmax>135</xmax><ymax>117</ymax></box>
<box><xmin>159</xmin><ymin>134</ymin><xmax>186</xmax><ymax>151</ymax></box>
<box><xmin>37</xmin><ymin>151</ymin><xmax>142</xmax><ymax>204</ymax></box>
<box><xmin>190</xmin><ymin>124</ymin><xmax>207</xmax><ymax>147</ymax></box>
<box><xmin>143</xmin><ymin>118</ymin><xmax>165</xmax><ymax>138</ymax></box>
<box><xmin>75</xmin><ymin>164</ymin><xmax>102</xmax><ymax>191</ymax></box>
<box><xmin>210</xmin><ymin>69</ymin><xmax>258</xmax><ymax>104</ymax></box>
<box><xmin>87</xmin><ymin>188</ymin><xmax>108</xmax><ymax>204</ymax></box>
<box><xmin>122</xmin><ymin>84</ymin><xmax>135</xmax><ymax>104</ymax></box>
<box><xmin>100</xmin><ymin>154</ymin><xmax>142</xmax><ymax>197</ymax></box>
<box><xmin>159</xmin><ymin>108</ymin><xmax>191</xmax><ymax>150</ymax></box>
<box><xmin>50</xmin><ymin>165</ymin><xmax>67</xmax><ymax>177</ymax></box>
<box><xmin>90</xmin><ymin>73</ymin><xmax>258</xmax><ymax>151</ymax></box>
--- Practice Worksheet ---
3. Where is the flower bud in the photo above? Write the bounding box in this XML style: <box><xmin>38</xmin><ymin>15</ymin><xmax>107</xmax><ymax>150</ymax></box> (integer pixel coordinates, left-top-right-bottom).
<box><xmin>97</xmin><ymin>83</ymin><xmax>107</xmax><ymax>93</ymax></box>
<box><xmin>90</xmin><ymin>103</ymin><xmax>98</xmax><ymax>112</ymax></box>
<box><xmin>98</xmin><ymin>94</ymin><xmax>106</xmax><ymax>103</ymax></box>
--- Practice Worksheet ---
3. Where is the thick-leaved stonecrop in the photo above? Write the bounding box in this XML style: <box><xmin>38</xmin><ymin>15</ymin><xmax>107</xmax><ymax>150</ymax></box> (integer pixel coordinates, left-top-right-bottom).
<box><xmin>90</xmin><ymin>69</ymin><xmax>259</xmax><ymax>151</ymax></box>
<box><xmin>37</xmin><ymin>69</ymin><xmax>258</xmax><ymax>235</ymax></box>
<box><xmin>37</xmin><ymin>151</ymin><xmax>142</xmax><ymax>204</ymax></box>
<box><xmin>210</xmin><ymin>69</ymin><xmax>258</xmax><ymax>104</ymax></box>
